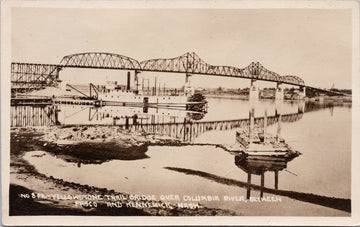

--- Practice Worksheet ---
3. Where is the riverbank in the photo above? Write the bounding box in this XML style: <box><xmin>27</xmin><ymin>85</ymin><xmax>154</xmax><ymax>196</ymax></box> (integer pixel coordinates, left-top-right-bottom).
<box><xmin>12</xmin><ymin>126</ymin><xmax>187</xmax><ymax>163</ymax></box>
<box><xmin>10</xmin><ymin>126</ymin><xmax>236</xmax><ymax>216</ymax></box>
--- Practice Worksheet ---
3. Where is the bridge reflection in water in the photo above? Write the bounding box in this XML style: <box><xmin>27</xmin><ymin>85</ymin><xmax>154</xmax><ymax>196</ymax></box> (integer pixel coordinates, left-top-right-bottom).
<box><xmin>234</xmin><ymin>154</ymin><xmax>298</xmax><ymax>199</ymax></box>
<box><xmin>122</xmin><ymin>112</ymin><xmax>303</xmax><ymax>142</ymax></box>
<box><xmin>10</xmin><ymin>104</ymin><xmax>305</xmax><ymax>142</ymax></box>
<box><xmin>11</xmin><ymin>100</ymin><xmax>350</xmax><ymax>141</ymax></box>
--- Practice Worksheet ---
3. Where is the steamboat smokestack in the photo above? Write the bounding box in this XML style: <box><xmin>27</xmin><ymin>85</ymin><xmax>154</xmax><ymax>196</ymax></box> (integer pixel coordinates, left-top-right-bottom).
<box><xmin>127</xmin><ymin>72</ymin><xmax>131</xmax><ymax>90</ymax></box>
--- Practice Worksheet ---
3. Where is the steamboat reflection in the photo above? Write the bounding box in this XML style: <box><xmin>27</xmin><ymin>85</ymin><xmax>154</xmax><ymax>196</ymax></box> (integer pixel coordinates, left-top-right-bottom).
<box><xmin>10</xmin><ymin>104</ymin><xmax>206</xmax><ymax>127</ymax></box>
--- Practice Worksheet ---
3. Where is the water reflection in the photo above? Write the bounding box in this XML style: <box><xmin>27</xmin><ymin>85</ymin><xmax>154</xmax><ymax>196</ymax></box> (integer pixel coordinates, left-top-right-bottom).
<box><xmin>304</xmin><ymin>101</ymin><xmax>351</xmax><ymax>113</ymax></box>
<box><xmin>10</xmin><ymin>104</ymin><xmax>206</xmax><ymax>127</ymax></box>
<box><xmin>11</xmin><ymin>99</ymin><xmax>350</xmax><ymax>128</ymax></box>
<box><xmin>234</xmin><ymin>153</ymin><xmax>299</xmax><ymax>199</ymax></box>
<box><xmin>14</xmin><ymin>98</ymin><xmax>351</xmax><ymax>215</ymax></box>
<box><xmin>86</xmin><ymin>105</ymin><xmax>198</xmax><ymax>126</ymax></box>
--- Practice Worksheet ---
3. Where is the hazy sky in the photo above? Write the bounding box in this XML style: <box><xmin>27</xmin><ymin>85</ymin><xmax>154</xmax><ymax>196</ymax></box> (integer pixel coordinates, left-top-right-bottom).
<box><xmin>12</xmin><ymin>8</ymin><xmax>352</xmax><ymax>89</ymax></box>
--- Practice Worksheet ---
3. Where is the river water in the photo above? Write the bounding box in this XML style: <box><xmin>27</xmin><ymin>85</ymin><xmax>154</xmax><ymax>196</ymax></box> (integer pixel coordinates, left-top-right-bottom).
<box><xmin>17</xmin><ymin>97</ymin><xmax>352</xmax><ymax>216</ymax></box>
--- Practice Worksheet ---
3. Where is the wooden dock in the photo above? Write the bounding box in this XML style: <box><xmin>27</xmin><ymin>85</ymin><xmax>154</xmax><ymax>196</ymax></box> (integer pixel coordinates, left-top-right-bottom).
<box><xmin>11</xmin><ymin>105</ymin><xmax>58</xmax><ymax>127</ymax></box>
<box><xmin>11</xmin><ymin>97</ymin><xmax>52</xmax><ymax>106</ymax></box>
<box><xmin>53</xmin><ymin>98</ymin><xmax>95</xmax><ymax>105</ymax></box>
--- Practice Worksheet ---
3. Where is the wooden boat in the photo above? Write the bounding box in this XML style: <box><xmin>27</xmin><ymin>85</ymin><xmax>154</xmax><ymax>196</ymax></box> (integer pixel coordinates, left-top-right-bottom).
<box><xmin>235</xmin><ymin>122</ymin><xmax>298</xmax><ymax>157</ymax></box>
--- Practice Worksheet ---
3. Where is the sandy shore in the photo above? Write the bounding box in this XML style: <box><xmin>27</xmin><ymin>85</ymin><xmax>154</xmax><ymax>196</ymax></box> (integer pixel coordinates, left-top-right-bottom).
<box><xmin>10</xmin><ymin>126</ymin><xmax>236</xmax><ymax>216</ymax></box>
<box><xmin>10</xmin><ymin>125</ymin><xmax>350</xmax><ymax>216</ymax></box>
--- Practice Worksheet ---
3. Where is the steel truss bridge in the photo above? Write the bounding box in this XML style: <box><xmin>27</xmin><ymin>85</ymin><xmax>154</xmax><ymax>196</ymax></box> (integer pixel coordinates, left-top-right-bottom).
<box><xmin>11</xmin><ymin>52</ymin><xmax>307</xmax><ymax>90</ymax></box>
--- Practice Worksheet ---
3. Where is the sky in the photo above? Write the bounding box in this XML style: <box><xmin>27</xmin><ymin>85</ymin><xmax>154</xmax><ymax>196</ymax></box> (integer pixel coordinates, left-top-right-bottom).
<box><xmin>11</xmin><ymin>8</ymin><xmax>352</xmax><ymax>89</ymax></box>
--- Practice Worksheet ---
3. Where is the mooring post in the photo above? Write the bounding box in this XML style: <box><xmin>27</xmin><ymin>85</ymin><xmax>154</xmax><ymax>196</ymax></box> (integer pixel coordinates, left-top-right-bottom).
<box><xmin>263</xmin><ymin>108</ymin><xmax>268</xmax><ymax>143</ymax></box>
<box><xmin>276</xmin><ymin>113</ymin><xmax>282</xmax><ymax>142</ymax></box>
<box><xmin>247</xmin><ymin>172</ymin><xmax>251</xmax><ymax>200</ymax></box>
<box><xmin>183</xmin><ymin>119</ymin><xmax>186</xmax><ymax>141</ymax></box>
<box><xmin>158</xmin><ymin>82</ymin><xmax>161</xmax><ymax>96</ymax></box>
<box><xmin>127</xmin><ymin>71</ymin><xmax>131</xmax><ymax>91</ymax></box>
<box><xmin>275</xmin><ymin>170</ymin><xmax>279</xmax><ymax>189</ymax></box>
<box><xmin>154</xmin><ymin>77</ymin><xmax>157</xmax><ymax>96</ymax></box>
<box><xmin>189</xmin><ymin>122</ymin><xmax>193</xmax><ymax>141</ymax></box>
<box><xmin>249</xmin><ymin>108</ymin><xmax>255</xmax><ymax>145</ymax></box>
<box><xmin>249</xmin><ymin>79</ymin><xmax>258</xmax><ymax>145</ymax></box>
<box><xmin>125</xmin><ymin>116</ymin><xmax>129</xmax><ymax>129</ymax></box>
<box><xmin>142</xmin><ymin>78</ymin><xmax>144</xmax><ymax>92</ymax></box>
<box><xmin>275</xmin><ymin>90</ymin><xmax>283</xmax><ymax>142</ymax></box>
<box><xmin>260</xmin><ymin>172</ymin><xmax>265</xmax><ymax>198</ymax></box>
<box><xmin>147</xmin><ymin>79</ymin><xmax>150</xmax><ymax>96</ymax></box>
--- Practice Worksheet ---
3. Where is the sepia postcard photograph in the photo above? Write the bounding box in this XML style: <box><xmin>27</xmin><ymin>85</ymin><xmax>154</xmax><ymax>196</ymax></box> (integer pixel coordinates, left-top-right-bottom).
<box><xmin>1</xmin><ymin>0</ymin><xmax>360</xmax><ymax>226</ymax></box>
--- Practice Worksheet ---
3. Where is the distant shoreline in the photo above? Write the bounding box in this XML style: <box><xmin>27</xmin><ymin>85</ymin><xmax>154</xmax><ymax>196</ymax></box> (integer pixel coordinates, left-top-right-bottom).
<box><xmin>204</xmin><ymin>94</ymin><xmax>248</xmax><ymax>100</ymax></box>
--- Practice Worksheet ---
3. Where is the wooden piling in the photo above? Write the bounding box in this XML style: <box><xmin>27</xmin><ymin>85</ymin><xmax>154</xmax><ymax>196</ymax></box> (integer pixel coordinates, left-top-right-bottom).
<box><xmin>275</xmin><ymin>170</ymin><xmax>279</xmax><ymax>190</ymax></box>
<box><xmin>276</xmin><ymin>113</ymin><xmax>282</xmax><ymax>142</ymax></box>
<box><xmin>260</xmin><ymin>172</ymin><xmax>264</xmax><ymax>198</ymax></box>
<box><xmin>264</xmin><ymin>109</ymin><xmax>268</xmax><ymax>143</ymax></box>
<box><xmin>247</xmin><ymin>172</ymin><xmax>251</xmax><ymax>200</ymax></box>
<box><xmin>249</xmin><ymin>108</ymin><xmax>255</xmax><ymax>144</ymax></box>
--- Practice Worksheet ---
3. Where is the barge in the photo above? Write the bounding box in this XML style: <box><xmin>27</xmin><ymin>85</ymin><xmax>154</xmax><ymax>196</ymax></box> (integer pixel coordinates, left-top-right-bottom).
<box><xmin>235</xmin><ymin>127</ymin><xmax>296</xmax><ymax>157</ymax></box>
<box><xmin>234</xmin><ymin>108</ymin><xmax>299</xmax><ymax>158</ymax></box>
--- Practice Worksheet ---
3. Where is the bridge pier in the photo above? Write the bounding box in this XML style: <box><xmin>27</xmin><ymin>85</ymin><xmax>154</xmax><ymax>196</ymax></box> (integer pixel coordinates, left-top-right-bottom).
<box><xmin>184</xmin><ymin>73</ymin><xmax>194</xmax><ymax>96</ymax></box>
<box><xmin>134</xmin><ymin>70</ymin><xmax>141</xmax><ymax>93</ymax></box>
<box><xmin>249</xmin><ymin>79</ymin><xmax>259</xmax><ymax>107</ymax></box>
<box><xmin>298</xmin><ymin>100</ymin><xmax>305</xmax><ymax>113</ymax></box>
<box><xmin>275</xmin><ymin>82</ymin><xmax>284</xmax><ymax>102</ymax></box>
<box><xmin>299</xmin><ymin>86</ymin><xmax>306</xmax><ymax>100</ymax></box>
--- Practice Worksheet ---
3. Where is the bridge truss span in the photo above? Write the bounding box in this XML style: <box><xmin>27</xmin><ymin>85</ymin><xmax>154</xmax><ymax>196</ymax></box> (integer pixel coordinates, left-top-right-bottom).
<box><xmin>60</xmin><ymin>52</ymin><xmax>142</xmax><ymax>70</ymax></box>
<box><xmin>140</xmin><ymin>52</ymin><xmax>294</xmax><ymax>84</ymax></box>
<box><xmin>282</xmin><ymin>75</ymin><xmax>305</xmax><ymax>87</ymax></box>
<box><xmin>11</xmin><ymin>62</ymin><xmax>61</xmax><ymax>89</ymax></box>
<box><xmin>11</xmin><ymin>51</ymin><xmax>308</xmax><ymax>91</ymax></box>
<box><xmin>140</xmin><ymin>52</ymin><xmax>250</xmax><ymax>78</ymax></box>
